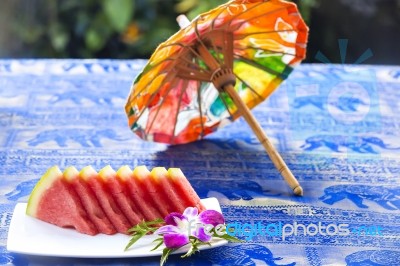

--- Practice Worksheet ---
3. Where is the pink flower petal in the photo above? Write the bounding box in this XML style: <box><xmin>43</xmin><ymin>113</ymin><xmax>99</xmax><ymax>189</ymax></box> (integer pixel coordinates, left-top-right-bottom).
<box><xmin>193</xmin><ymin>227</ymin><xmax>212</xmax><ymax>242</ymax></box>
<box><xmin>183</xmin><ymin>207</ymin><xmax>198</xmax><ymax>220</ymax></box>
<box><xmin>165</xmin><ymin>212</ymin><xmax>185</xmax><ymax>226</ymax></box>
<box><xmin>164</xmin><ymin>233</ymin><xmax>189</xmax><ymax>249</ymax></box>
<box><xmin>154</xmin><ymin>225</ymin><xmax>180</xmax><ymax>235</ymax></box>
<box><xmin>198</xmin><ymin>210</ymin><xmax>225</xmax><ymax>226</ymax></box>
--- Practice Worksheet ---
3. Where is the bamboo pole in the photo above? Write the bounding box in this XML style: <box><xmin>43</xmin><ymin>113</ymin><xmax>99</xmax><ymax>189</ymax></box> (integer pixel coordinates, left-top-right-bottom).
<box><xmin>224</xmin><ymin>84</ymin><xmax>303</xmax><ymax>196</ymax></box>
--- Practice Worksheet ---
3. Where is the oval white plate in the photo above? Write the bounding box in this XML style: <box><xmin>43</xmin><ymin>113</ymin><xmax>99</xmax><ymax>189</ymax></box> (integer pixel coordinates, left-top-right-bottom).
<box><xmin>7</xmin><ymin>198</ymin><xmax>228</xmax><ymax>258</ymax></box>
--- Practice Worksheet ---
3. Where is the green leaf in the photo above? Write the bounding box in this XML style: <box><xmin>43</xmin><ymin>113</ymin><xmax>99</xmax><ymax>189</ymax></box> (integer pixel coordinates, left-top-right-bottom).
<box><xmin>144</xmin><ymin>218</ymin><xmax>165</xmax><ymax>225</ymax></box>
<box><xmin>84</xmin><ymin>13</ymin><xmax>113</xmax><ymax>52</ymax></box>
<box><xmin>85</xmin><ymin>28</ymin><xmax>104</xmax><ymax>52</ymax></box>
<box><xmin>12</xmin><ymin>22</ymin><xmax>44</xmax><ymax>44</ymax></box>
<box><xmin>175</xmin><ymin>0</ymin><xmax>197</xmax><ymax>13</ymax></box>
<box><xmin>213</xmin><ymin>232</ymin><xmax>244</xmax><ymax>243</ymax></box>
<box><xmin>181</xmin><ymin>240</ymin><xmax>200</xmax><ymax>258</ymax></box>
<box><xmin>161</xmin><ymin>248</ymin><xmax>175</xmax><ymax>266</ymax></box>
<box><xmin>124</xmin><ymin>218</ymin><xmax>165</xmax><ymax>251</ymax></box>
<box><xmin>150</xmin><ymin>238</ymin><xmax>164</xmax><ymax>251</ymax></box>
<box><xmin>127</xmin><ymin>218</ymin><xmax>163</xmax><ymax>233</ymax></box>
<box><xmin>48</xmin><ymin>23</ymin><xmax>69</xmax><ymax>52</ymax></box>
<box><xmin>124</xmin><ymin>231</ymin><xmax>146</xmax><ymax>251</ymax></box>
<box><xmin>102</xmin><ymin>0</ymin><xmax>134</xmax><ymax>32</ymax></box>
<box><xmin>152</xmin><ymin>237</ymin><xmax>164</xmax><ymax>243</ymax></box>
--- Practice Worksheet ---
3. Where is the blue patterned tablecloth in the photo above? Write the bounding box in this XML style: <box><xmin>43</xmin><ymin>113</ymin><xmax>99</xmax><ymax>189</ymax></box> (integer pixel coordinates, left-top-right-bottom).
<box><xmin>0</xmin><ymin>60</ymin><xmax>399</xmax><ymax>265</ymax></box>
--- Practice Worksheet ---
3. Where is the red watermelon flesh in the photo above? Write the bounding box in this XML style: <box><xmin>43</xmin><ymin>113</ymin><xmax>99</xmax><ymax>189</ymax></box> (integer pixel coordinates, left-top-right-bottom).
<box><xmin>135</xmin><ymin>166</ymin><xmax>170</xmax><ymax>217</ymax></box>
<box><xmin>99</xmin><ymin>165</ymin><xmax>141</xmax><ymax>226</ymax></box>
<box><xmin>117</xmin><ymin>166</ymin><xmax>162</xmax><ymax>221</ymax></box>
<box><xmin>26</xmin><ymin>166</ymin><xmax>98</xmax><ymax>235</ymax></box>
<box><xmin>82</xmin><ymin>166</ymin><xmax>131</xmax><ymax>234</ymax></box>
<box><xmin>167</xmin><ymin>168</ymin><xmax>206</xmax><ymax>212</ymax></box>
<box><xmin>65</xmin><ymin>166</ymin><xmax>116</xmax><ymax>235</ymax></box>
<box><xmin>150</xmin><ymin>167</ymin><xmax>187</xmax><ymax>214</ymax></box>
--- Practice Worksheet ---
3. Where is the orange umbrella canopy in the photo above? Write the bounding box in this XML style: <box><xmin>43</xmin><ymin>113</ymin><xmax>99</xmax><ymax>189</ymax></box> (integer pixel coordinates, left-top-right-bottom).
<box><xmin>125</xmin><ymin>0</ymin><xmax>308</xmax><ymax>145</ymax></box>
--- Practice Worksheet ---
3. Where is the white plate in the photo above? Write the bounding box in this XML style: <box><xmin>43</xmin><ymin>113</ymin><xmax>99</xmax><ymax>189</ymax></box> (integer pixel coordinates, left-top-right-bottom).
<box><xmin>7</xmin><ymin>198</ymin><xmax>228</xmax><ymax>258</ymax></box>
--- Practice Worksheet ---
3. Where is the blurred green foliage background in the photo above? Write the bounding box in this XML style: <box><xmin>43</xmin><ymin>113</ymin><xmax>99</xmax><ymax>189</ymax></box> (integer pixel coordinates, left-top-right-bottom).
<box><xmin>0</xmin><ymin>0</ymin><xmax>398</xmax><ymax>64</ymax></box>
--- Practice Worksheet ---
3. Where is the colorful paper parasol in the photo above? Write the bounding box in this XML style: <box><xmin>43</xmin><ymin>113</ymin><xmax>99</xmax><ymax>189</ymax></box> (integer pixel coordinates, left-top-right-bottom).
<box><xmin>125</xmin><ymin>0</ymin><xmax>308</xmax><ymax>195</ymax></box>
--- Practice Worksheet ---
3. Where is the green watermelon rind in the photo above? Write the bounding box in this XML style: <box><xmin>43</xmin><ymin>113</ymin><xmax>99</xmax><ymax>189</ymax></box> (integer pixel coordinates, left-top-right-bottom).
<box><xmin>26</xmin><ymin>166</ymin><xmax>62</xmax><ymax>217</ymax></box>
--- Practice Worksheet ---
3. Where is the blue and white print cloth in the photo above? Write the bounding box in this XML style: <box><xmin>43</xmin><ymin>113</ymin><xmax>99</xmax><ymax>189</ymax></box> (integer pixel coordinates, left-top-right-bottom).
<box><xmin>0</xmin><ymin>60</ymin><xmax>399</xmax><ymax>265</ymax></box>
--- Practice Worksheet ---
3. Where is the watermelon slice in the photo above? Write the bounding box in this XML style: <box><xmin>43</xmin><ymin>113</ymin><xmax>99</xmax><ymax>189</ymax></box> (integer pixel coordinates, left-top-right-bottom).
<box><xmin>82</xmin><ymin>166</ymin><xmax>131</xmax><ymax>234</ymax></box>
<box><xmin>167</xmin><ymin>168</ymin><xmax>206</xmax><ymax>212</ymax></box>
<box><xmin>64</xmin><ymin>166</ymin><xmax>116</xmax><ymax>235</ymax></box>
<box><xmin>150</xmin><ymin>167</ymin><xmax>187</xmax><ymax>214</ymax></box>
<box><xmin>27</xmin><ymin>165</ymin><xmax>207</xmax><ymax>236</ymax></box>
<box><xmin>100</xmin><ymin>165</ymin><xmax>142</xmax><ymax>226</ymax></box>
<box><xmin>117</xmin><ymin>166</ymin><xmax>162</xmax><ymax>221</ymax></box>
<box><xmin>26</xmin><ymin>166</ymin><xmax>98</xmax><ymax>235</ymax></box>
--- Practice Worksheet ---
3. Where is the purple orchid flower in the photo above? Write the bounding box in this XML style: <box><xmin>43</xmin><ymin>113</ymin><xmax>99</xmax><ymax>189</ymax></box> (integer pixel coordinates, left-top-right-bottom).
<box><xmin>154</xmin><ymin>207</ymin><xmax>225</xmax><ymax>249</ymax></box>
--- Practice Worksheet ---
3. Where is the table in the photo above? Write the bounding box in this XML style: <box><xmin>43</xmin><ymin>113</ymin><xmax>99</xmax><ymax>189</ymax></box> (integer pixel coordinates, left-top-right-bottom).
<box><xmin>1</xmin><ymin>60</ymin><xmax>399</xmax><ymax>265</ymax></box>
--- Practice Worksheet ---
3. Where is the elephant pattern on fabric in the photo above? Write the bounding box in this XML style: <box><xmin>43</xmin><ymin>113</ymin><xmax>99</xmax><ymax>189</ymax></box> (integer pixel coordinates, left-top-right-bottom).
<box><xmin>193</xmin><ymin>135</ymin><xmax>261</xmax><ymax>151</ymax></box>
<box><xmin>0</xmin><ymin>246</ymin><xmax>28</xmax><ymax>265</ymax></box>
<box><xmin>27</xmin><ymin>129</ymin><xmax>127</xmax><ymax>147</ymax></box>
<box><xmin>336</xmin><ymin>94</ymin><xmax>368</xmax><ymax>112</ymax></box>
<box><xmin>5</xmin><ymin>178</ymin><xmax>39</xmax><ymax>201</ymax></box>
<box><xmin>191</xmin><ymin>180</ymin><xmax>276</xmax><ymax>201</ymax></box>
<box><xmin>319</xmin><ymin>185</ymin><xmax>400</xmax><ymax>210</ymax></box>
<box><xmin>301</xmin><ymin>135</ymin><xmax>399</xmax><ymax>154</ymax></box>
<box><xmin>390</xmin><ymin>70</ymin><xmax>400</xmax><ymax>79</ymax></box>
<box><xmin>174</xmin><ymin>244</ymin><xmax>295</xmax><ymax>266</ymax></box>
<box><xmin>345</xmin><ymin>250</ymin><xmax>400</xmax><ymax>266</ymax></box>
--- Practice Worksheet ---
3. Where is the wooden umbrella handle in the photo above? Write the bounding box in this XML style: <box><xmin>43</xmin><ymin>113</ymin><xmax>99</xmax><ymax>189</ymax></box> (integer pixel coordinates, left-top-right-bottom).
<box><xmin>224</xmin><ymin>84</ymin><xmax>303</xmax><ymax>196</ymax></box>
